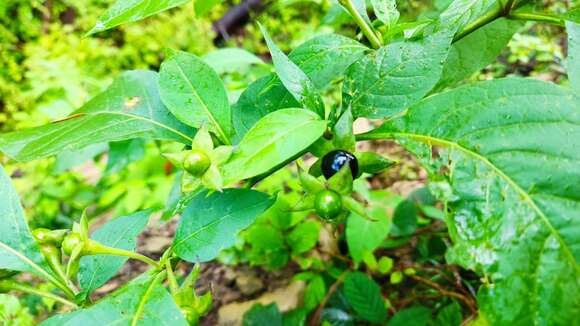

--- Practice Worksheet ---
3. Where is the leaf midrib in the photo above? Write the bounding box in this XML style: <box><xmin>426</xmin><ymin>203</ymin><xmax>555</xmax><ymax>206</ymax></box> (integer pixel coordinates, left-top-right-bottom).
<box><xmin>359</xmin><ymin>130</ymin><xmax>579</xmax><ymax>271</ymax></box>
<box><xmin>230</xmin><ymin>115</ymin><xmax>322</xmax><ymax>174</ymax></box>
<box><xmin>173</xmin><ymin>200</ymin><xmax>267</xmax><ymax>249</ymax></box>
<box><xmin>170</xmin><ymin>58</ymin><xmax>230</xmax><ymax>144</ymax></box>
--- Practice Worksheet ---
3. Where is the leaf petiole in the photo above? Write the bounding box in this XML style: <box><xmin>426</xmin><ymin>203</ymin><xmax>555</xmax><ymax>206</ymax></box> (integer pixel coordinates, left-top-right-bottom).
<box><xmin>85</xmin><ymin>240</ymin><xmax>160</xmax><ymax>269</ymax></box>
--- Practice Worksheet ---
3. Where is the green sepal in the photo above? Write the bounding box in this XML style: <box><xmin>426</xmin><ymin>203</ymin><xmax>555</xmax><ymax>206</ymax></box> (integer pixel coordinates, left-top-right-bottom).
<box><xmin>201</xmin><ymin>164</ymin><xmax>224</xmax><ymax>191</ymax></box>
<box><xmin>309</xmin><ymin>159</ymin><xmax>323</xmax><ymax>177</ymax></box>
<box><xmin>298</xmin><ymin>163</ymin><xmax>325</xmax><ymax>194</ymax></box>
<box><xmin>163</xmin><ymin>152</ymin><xmax>187</xmax><ymax>169</ymax></box>
<box><xmin>356</xmin><ymin>152</ymin><xmax>396</xmax><ymax>175</ymax></box>
<box><xmin>327</xmin><ymin>164</ymin><xmax>353</xmax><ymax>195</ymax></box>
<box><xmin>308</xmin><ymin>137</ymin><xmax>334</xmax><ymax>158</ymax></box>
<box><xmin>332</xmin><ymin>108</ymin><xmax>355</xmax><ymax>152</ymax></box>
<box><xmin>192</xmin><ymin>125</ymin><xmax>214</xmax><ymax>152</ymax></box>
<box><xmin>210</xmin><ymin>146</ymin><xmax>233</xmax><ymax>165</ymax></box>
<box><xmin>342</xmin><ymin>196</ymin><xmax>376</xmax><ymax>221</ymax></box>
<box><xmin>181</xmin><ymin>172</ymin><xmax>202</xmax><ymax>193</ymax></box>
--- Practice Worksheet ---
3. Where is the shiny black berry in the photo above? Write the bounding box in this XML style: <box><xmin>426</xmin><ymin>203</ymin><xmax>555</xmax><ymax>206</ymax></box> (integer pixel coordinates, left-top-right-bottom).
<box><xmin>321</xmin><ymin>150</ymin><xmax>358</xmax><ymax>179</ymax></box>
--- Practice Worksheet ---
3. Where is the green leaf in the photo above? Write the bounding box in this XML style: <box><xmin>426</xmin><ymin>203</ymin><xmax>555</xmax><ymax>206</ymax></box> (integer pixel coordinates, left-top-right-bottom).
<box><xmin>78</xmin><ymin>210</ymin><xmax>151</xmax><ymax>300</ymax></box>
<box><xmin>53</xmin><ymin>143</ymin><xmax>108</xmax><ymax>174</ymax></box>
<box><xmin>343</xmin><ymin>30</ymin><xmax>452</xmax><ymax>119</ymax></box>
<box><xmin>173</xmin><ymin>189</ymin><xmax>274</xmax><ymax>262</ymax></box>
<box><xmin>371</xmin><ymin>0</ymin><xmax>399</xmax><ymax>28</ymax></box>
<box><xmin>42</xmin><ymin>272</ymin><xmax>187</xmax><ymax>325</ymax></box>
<box><xmin>0</xmin><ymin>165</ymin><xmax>55</xmax><ymax>282</ymax></box>
<box><xmin>0</xmin><ymin>70</ymin><xmax>193</xmax><ymax>162</ymax></box>
<box><xmin>361</xmin><ymin>78</ymin><xmax>580</xmax><ymax>324</ymax></box>
<box><xmin>434</xmin><ymin>301</ymin><xmax>462</xmax><ymax>326</ymax></box>
<box><xmin>105</xmin><ymin>139</ymin><xmax>146</xmax><ymax>175</ymax></box>
<box><xmin>304</xmin><ymin>275</ymin><xmax>326</xmax><ymax>311</ymax></box>
<box><xmin>388</xmin><ymin>306</ymin><xmax>431</xmax><ymax>326</ymax></box>
<box><xmin>563</xmin><ymin>7</ymin><xmax>580</xmax><ymax>24</ymax></box>
<box><xmin>288</xmin><ymin>220</ymin><xmax>321</xmax><ymax>255</ymax></box>
<box><xmin>259</xmin><ymin>23</ymin><xmax>325</xmax><ymax>118</ymax></box>
<box><xmin>203</xmin><ymin>48</ymin><xmax>265</xmax><ymax>75</ymax></box>
<box><xmin>438</xmin><ymin>0</ymin><xmax>498</xmax><ymax>30</ymax></box>
<box><xmin>346</xmin><ymin>0</ymin><xmax>372</xmax><ymax>26</ymax></box>
<box><xmin>347</xmin><ymin>205</ymin><xmax>391</xmax><ymax>265</ymax></box>
<box><xmin>224</xmin><ymin>109</ymin><xmax>326</xmax><ymax>184</ymax></box>
<box><xmin>232</xmin><ymin>34</ymin><xmax>367</xmax><ymax>142</ymax></box>
<box><xmin>87</xmin><ymin>0</ymin><xmax>190</xmax><ymax>35</ymax></box>
<box><xmin>437</xmin><ymin>18</ymin><xmax>521</xmax><ymax>89</ymax></box>
<box><xmin>195</xmin><ymin>0</ymin><xmax>221</xmax><ymax>16</ymax></box>
<box><xmin>243</xmin><ymin>303</ymin><xmax>282</xmax><ymax>326</ymax></box>
<box><xmin>321</xmin><ymin>308</ymin><xmax>354</xmax><ymax>326</ymax></box>
<box><xmin>343</xmin><ymin>272</ymin><xmax>386</xmax><ymax>323</ymax></box>
<box><xmin>566</xmin><ymin>21</ymin><xmax>580</xmax><ymax>94</ymax></box>
<box><xmin>159</xmin><ymin>49</ymin><xmax>232</xmax><ymax>144</ymax></box>
<box><xmin>391</xmin><ymin>199</ymin><xmax>417</xmax><ymax>236</ymax></box>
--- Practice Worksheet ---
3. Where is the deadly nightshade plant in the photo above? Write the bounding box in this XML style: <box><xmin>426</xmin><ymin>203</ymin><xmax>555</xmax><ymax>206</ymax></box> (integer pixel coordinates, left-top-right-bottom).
<box><xmin>0</xmin><ymin>0</ymin><xmax>578</xmax><ymax>325</ymax></box>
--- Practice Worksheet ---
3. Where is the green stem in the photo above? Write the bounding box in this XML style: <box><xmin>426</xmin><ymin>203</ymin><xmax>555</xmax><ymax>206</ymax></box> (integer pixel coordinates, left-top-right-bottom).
<box><xmin>165</xmin><ymin>260</ymin><xmax>179</xmax><ymax>296</ymax></box>
<box><xmin>339</xmin><ymin>0</ymin><xmax>382</xmax><ymax>49</ymax></box>
<box><xmin>86</xmin><ymin>240</ymin><xmax>160</xmax><ymax>268</ymax></box>
<box><xmin>454</xmin><ymin>4</ymin><xmax>503</xmax><ymax>42</ymax></box>
<box><xmin>508</xmin><ymin>12</ymin><xmax>564</xmax><ymax>26</ymax></box>
<box><xmin>0</xmin><ymin>281</ymin><xmax>78</xmax><ymax>308</ymax></box>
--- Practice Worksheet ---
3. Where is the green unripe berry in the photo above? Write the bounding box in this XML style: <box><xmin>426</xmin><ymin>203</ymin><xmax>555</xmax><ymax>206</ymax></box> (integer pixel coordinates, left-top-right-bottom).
<box><xmin>183</xmin><ymin>150</ymin><xmax>211</xmax><ymax>177</ymax></box>
<box><xmin>314</xmin><ymin>189</ymin><xmax>343</xmax><ymax>220</ymax></box>
<box><xmin>62</xmin><ymin>232</ymin><xmax>83</xmax><ymax>256</ymax></box>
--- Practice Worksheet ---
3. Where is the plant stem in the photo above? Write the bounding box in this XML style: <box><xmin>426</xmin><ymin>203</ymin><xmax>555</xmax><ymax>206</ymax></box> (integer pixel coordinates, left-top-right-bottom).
<box><xmin>453</xmin><ymin>4</ymin><xmax>503</xmax><ymax>42</ymax></box>
<box><xmin>165</xmin><ymin>260</ymin><xmax>179</xmax><ymax>295</ymax></box>
<box><xmin>339</xmin><ymin>0</ymin><xmax>382</xmax><ymax>49</ymax></box>
<box><xmin>409</xmin><ymin>274</ymin><xmax>477</xmax><ymax>313</ymax></box>
<box><xmin>86</xmin><ymin>240</ymin><xmax>160</xmax><ymax>268</ymax></box>
<box><xmin>508</xmin><ymin>12</ymin><xmax>564</xmax><ymax>26</ymax></box>
<box><xmin>0</xmin><ymin>281</ymin><xmax>78</xmax><ymax>308</ymax></box>
<box><xmin>309</xmin><ymin>271</ymin><xmax>349</xmax><ymax>326</ymax></box>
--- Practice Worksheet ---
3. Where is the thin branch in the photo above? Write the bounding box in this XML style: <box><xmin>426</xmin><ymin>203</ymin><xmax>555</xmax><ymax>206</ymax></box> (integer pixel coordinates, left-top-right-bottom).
<box><xmin>309</xmin><ymin>271</ymin><xmax>349</xmax><ymax>326</ymax></box>
<box><xmin>410</xmin><ymin>274</ymin><xmax>477</xmax><ymax>313</ymax></box>
<box><xmin>0</xmin><ymin>281</ymin><xmax>78</xmax><ymax>308</ymax></box>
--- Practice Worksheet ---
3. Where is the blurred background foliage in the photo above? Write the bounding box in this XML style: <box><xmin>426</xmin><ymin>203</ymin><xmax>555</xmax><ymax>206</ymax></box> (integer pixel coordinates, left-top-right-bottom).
<box><xmin>0</xmin><ymin>0</ymin><xmax>572</xmax><ymax>323</ymax></box>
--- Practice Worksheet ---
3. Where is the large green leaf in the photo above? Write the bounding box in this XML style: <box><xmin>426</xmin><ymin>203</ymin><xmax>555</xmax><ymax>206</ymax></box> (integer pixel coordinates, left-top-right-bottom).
<box><xmin>42</xmin><ymin>272</ymin><xmax>187</xmax><ymax>325</ymax></box>
<box><xmin>159</xmin><ymin>49</ymin><xmax>232</xmax><ymax>144</ymax></box>
<box><xmin>232</xmin><ymin>34</ymin><xmax>367</xmax><ymax>142</ymax></box>
<box><xmin>346</xmin><ymin>191</ymin><xmax>397</xmax><ymax>265</ymax></box>
<box><xmin>343</xmin><ymin>30</ymin><xmax>452</xmax><ymax>119</ymax></box>
<box><xmin>87</xmin><ymin>0</ymin><xmax>190</xmax><ymax>35</ymax></box>
<box><xmin>173</xmin><ymin>189</ymin><xmax>274</xmax><ymax>263</ymax></box>
<box><xmin>370</xmin><ymin>0</ymin><xmax>399</xmax><ymax>28</ymax></box>
<box><xmin>566</xmin><ymin>21</ymin><xmax>580</xmax><ymax>94</ymax></box>
<box><xmin>438</xmin><ymin>0</ymin><xmax>498</xmax><ymax>30</ymax></box>
<box><xmin>360</xmin><ymin>78</ymin><xmax>580</xmax><ymax>324</ymax></box>
<box><xmin>343</xmin><ymin>272</ymin><xmax>386</xmax><ymax>323</ymax></box>
<box><xmin>0</xmin><ymin>70</ymin><xmax>193</xmax><ymax>162</ymax></box>
<box><xmin>259</xmin><ymin>24</ymin><xmax>325</xmax><ymax>118</ymax></box>
<box><xmin>437</xmin><ymin>18</ymin><xmax>521</xmax><ymax>89</ymax></box>
<box><xmin>78</xmin><ymin>210</ymin><xmax>151</xmax><ymax>300</ymax></box>
<box><xmin>0</xmin><ymin>165</ymin><xmax>55</xmax><ymax>282</ymax></box>
<box><xmin>224</xmin><ymin>109</ymin><xmax>326</xmax><ymax>183</ymax></box>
